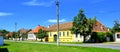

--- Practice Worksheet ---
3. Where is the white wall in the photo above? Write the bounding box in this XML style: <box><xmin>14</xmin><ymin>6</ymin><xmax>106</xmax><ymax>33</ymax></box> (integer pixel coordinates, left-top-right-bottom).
<box><xmin>0</xmin><ymin>36</ymin><xmax>4</xmax><ymax>46</ymax></box>
<box><xmin>28</xmin><ymin>33</ymin><xmax>36</xmax><ymax>40</ymax></box>
<box><xmin>115</xmin><ymin>33</ymin><xmax>120</xmax><ymax>42</ymax></box>
<box><xmin>72</xmin><ymin>34</ymin><xmax>91</xmax><ymax>42</ymax></box>
<box><xmin>72</xmin><ymin>34</ymin><xmax>83</xmax><ymax>42</ymax></box>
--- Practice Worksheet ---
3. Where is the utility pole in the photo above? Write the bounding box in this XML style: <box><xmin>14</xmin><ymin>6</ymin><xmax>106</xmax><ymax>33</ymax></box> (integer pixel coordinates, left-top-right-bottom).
<box><xmin>15</xmin><ymin>22</ymin><xmax>17</xmax><ymax>41</ymax></box>
<box><xmin>56</xmin><ymin>0</ymin><xmax>60</xmax><ymax>46</ymax></box>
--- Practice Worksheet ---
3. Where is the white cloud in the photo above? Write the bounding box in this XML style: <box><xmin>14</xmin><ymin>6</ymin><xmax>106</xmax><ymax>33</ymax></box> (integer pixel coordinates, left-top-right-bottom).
<box><xmin>0</xmin><ymin>12</ymin><xmax>13</xmax><ymax>16</ymax></box>
<box><xmin>23</xmin><ymin>0</ymin><xmax>55</xmax><ymax>7</ymax></box>
<box><xmin>48</xmin><ymin>19</ymin><xmax>66</xmax><ymax>23</ymax></box>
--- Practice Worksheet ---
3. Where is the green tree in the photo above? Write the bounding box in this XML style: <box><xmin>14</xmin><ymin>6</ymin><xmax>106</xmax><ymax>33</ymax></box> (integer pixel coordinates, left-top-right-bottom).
<box><xmin>112</xmin><ymin>20</ymin><xmax>120</xmax><ymax>33</ymax></box>
<box><xmin>71</xmin><ymin>9</ymin><xmax>96</xmax><ymax>43</ymax></box>
<box><xmin>36</xmin><ymin>29</ymin><xmax>47</xmax><ymax>42</ymax></box>
<box><xmin>0</xmin><ymin>29</ymin><xmax>9</xmax><ymax>39</ymax></box>
<box><xmin>12</xmin><ymin>31</ymin><xmax>18</xmax><ymax>41</ymax></box>
<box><xmin>17</xmin><ymin>30</ymin><xmax>21</xmax><ymax>41</ymax></box>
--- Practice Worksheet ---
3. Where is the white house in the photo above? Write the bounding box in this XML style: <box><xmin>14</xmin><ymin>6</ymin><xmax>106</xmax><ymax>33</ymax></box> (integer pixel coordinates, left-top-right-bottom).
<box><xmin>114</xmin><ymin>32</ymin><xmax>120</xmax><ymax>42</ymax></box>
<box><xmin>28</xmin><ymin>31</ymin><xmax>36</xmax><ymax>40</ymax></box>
<box><xmin>27</xmin><ymin>25</ymin><xmax>47</xmax><ymax>40</ymax></box>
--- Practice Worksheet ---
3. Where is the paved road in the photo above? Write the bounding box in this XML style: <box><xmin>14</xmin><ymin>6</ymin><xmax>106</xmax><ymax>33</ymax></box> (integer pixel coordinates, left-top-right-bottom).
<box><xmin>61</xmin><ymin>43</ymin><xmax>120</xmax><ymax>50</ymax></box>
<box><xmin>5</xmin><ymin>40</ymin><xmax>120</xmax><ymax>50</ymax></box>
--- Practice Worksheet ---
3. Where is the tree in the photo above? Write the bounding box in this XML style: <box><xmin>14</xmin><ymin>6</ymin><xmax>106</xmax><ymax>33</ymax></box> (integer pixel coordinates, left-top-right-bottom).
<box><xmin>36</xmin><ymin>29</ymin><xmax>47</xmax><ymax>42</ymax></box>
<box><xmin>71</xmin><ymin>9</ymin><xmax>96</xmax><ymax>43</ymax></box>
<box><xmin>17</xmin><ymin>30</ymin><xmax>21</xmax><ymax>41</ymax></box>
<box><xmin>111</xmin><ymin>20</ymin><xmax>120</xmax><ymax>33</ymax></box>
<box><xmin>12</xmin><ymin>31</ymin><xmax>18</xmax><ymax>41</ymax></box>
<box><xmin>0</xmin><ymin>29</ymin><xmax>9</xmax><ymax>39</ymax></box>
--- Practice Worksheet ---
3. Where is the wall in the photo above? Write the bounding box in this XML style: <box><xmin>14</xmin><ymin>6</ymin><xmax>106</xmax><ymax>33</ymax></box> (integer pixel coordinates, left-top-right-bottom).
<box><xmin>115</xmin><ymin>32</ymin><xmax>120</xmax><ymax>42</ymax></box>
<box><xmin>48</xmin><ymin>30</ymin><xmax>72</xmax><ymax>42</ymax></box>
<box><xmin>28</xmin><ymin>33</ymin><xmax>36</xmax><ymax>40</ymax></box>
<box><xmin>0</xmin><ymin>36</ymin><xmax>4</xmax><ymax>46</ymax></box>
<box><xmin>72</xmin><ymin>34</ymin><xmax>83</xmax><ymax>42</ymax></box>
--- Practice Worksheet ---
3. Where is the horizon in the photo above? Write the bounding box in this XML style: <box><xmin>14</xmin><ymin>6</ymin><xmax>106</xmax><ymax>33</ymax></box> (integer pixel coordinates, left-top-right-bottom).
<box><xmin>0</xmin><ymin>0</ymin><xmax>120</xmax><ymax>32</ymax></box>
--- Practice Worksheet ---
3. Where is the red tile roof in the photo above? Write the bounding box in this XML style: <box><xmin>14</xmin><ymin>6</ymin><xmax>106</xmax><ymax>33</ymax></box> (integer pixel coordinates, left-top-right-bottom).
<box><xmin>28</xmin><ymin>25</ymin><xmax>47</xmax><ymax>34</ymax></box>
<box><xmin>92</xmin><ymin>20</ymin><xmax>109</xmax><ymax>32</ymax></box>
<box><xmin>8</xmin><ymin>32</ymin><xmax>13</xmax><ymax>37</ymax></box>
<box><xmin>47</xmin><ymin>22</ymin><xmax>72</xmax><ymax>31</ymax></box>
<box><xmin>20</xmin><ymin>28</ymin><xmax>27</xmax><ymax>33</ymax></box>
<box><xmin>47</xmin><ymin>20</ymin><xmax>109</xmax><ymax>32</ymax></box>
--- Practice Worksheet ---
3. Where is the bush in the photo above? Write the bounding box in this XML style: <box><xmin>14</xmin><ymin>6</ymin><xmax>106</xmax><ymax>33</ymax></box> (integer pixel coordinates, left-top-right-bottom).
<box><xmin>106</xmin><ymin>32</ymin><xmax>114</xmax><ymax>42</ymax></box>
<box><xmin>91</xmin><ymin>32</ymin><xmax>106</xmax><ymax>43</ymax></box>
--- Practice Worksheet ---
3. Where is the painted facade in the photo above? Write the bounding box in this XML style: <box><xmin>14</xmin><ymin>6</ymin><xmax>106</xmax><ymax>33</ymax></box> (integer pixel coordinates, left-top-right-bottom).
<box><xmin>48</xmin><ymin>30</ymin><xmax>72</xmax><ymax>42</ymax></box>
<box><xmin>114</xmin><ymin>32</ymin><xmax>120</xmax><ymax>42</ymax></box>
<box><xmin>47</xmin><ymin>22</ymin><xmax>73</xmax><ymax>42</ymax></box>
<box><xmin>47</xmin><ymin>20</ymin><xmax>109</xmax><ymax>42</ymax></box>
<box><xmin>27</xmin><ymin>25</ymin><xmax>47</xmax><ymax>41</ymax></box>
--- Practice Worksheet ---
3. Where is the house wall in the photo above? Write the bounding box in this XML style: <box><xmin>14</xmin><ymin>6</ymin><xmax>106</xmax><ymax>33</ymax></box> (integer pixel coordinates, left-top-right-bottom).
<box><xmin>115</xmin><ymin>32</ymin><xmax>120</xmax><ymax>42</ymax></box>
<box><xmin>28</xmin><ymin>33</ymin><xmax>36</xmax><ymax>40</ymax></box>
<box><xmin>48</xmin><ymin>30</ymin><xmax>72</xmax><ymax>42</ymax></box>
<box><xmin>72</xmin><ymin>34</ymin><xmax>83</xmax><ymax>42</ymax></box>
<box><xmin>72</xmin><ymin>34</ymin><xmax>91</xmax><ymax>42</ymax></box>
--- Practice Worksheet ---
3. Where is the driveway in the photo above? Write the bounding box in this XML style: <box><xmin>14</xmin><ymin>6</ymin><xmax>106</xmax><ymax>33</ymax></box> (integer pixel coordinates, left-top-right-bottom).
<box><xmin>5</xmin><ymin>40</ymin><xmax>120</xmax><ymax>50</ymax></box>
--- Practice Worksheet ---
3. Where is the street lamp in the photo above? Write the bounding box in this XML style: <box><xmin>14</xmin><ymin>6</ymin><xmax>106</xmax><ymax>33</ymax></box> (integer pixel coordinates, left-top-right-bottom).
<box><xmin>56</xmin><ymin>0</ymin><xmax>60</xmax><ymax>46</ymax></box>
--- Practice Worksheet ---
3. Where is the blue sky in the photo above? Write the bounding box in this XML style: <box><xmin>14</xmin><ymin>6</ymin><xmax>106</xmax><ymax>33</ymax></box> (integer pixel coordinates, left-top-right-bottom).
<box><xmin>0</xmin><ymin>0</ymin><xmax>120</xmax><ymax>32</ymax></box>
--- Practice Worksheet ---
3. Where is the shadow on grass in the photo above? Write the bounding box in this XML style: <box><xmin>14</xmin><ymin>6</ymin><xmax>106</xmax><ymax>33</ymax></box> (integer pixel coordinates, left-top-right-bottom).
<box><xmin>0</xmin><ymin>44</ymin><xmax>9</xmax><ymax>52</ymax></box>
<box><xmin>0</xmin><ymin>48</ymin><xmax>9</xmax><ymax>52</ymax></box>
<box><xmin>3</xmin><ymin>44</ymin><xmax>10</xmax><ymax>46</ymax></box>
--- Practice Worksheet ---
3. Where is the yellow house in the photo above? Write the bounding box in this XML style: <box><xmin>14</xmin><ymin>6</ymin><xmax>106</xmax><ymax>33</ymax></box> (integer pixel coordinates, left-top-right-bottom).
<box><xmin>47</xmin><ymin>22</ymin><xmax>73</xmax><ymax>42</ymax></box>
<box><xmin>47</xmin><ymin>20</ymin><xmax>109</xmax><ymax>42</ymax></box>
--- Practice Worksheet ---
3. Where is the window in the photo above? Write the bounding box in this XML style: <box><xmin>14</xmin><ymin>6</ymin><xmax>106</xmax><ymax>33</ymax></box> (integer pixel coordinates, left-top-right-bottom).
<box><xmin>117</xmin><ymin>34</ymin><xmax>120</xmax><ymax>38</ymax></box>
<box><xmin>59</xmin><ymin>32</ymin><xmax>61</xmax><ymax>37</ymax></box>
<box><xmin>63</xmin><ymin>32</ymin><xmax>65</xmax><ymax>36</ymax></box>
<box><xmin>67</xmin><ymin>31</ymin><xmax>69</xmax><ymax>36</ymax></box>
<box><xmin>50</xmin><ymin>32</ymin><xmax>52</xmax><ymax>37</ymax></box>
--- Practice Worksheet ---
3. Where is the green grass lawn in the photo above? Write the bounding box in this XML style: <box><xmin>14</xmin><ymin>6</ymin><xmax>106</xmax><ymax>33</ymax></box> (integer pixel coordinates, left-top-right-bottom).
<box><xmin>0</xmin><ymin>41</ymin><xmax>120</xmax><ymax>52</ymax></box>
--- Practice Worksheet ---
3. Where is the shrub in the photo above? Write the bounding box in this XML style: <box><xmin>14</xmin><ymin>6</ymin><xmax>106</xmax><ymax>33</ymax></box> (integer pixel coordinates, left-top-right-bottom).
<box><xmin>106</xmin><ymin>32</ymin><xmax>114</xmax><ymax>42</ymax></box>
<box><xmin>91</xmin><ymin>32</ymin><xmax>106</xmax><ymax>43</ymax></box>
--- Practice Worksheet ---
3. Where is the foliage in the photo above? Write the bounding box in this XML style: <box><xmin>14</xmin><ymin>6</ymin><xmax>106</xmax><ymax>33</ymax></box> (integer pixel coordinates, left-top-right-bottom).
<box><xmin>17</xmin><ymin>29</ymin><xmax>31</xmax><ymax>41</ymax></box>
<box><xmin>12</xmin><ymin>32</ymin><xmax>19</xmax><ymax>41</ymax></box>
<box><xmin>0</xmin><ymin>29</ymin><xmax>9</xmax><ymax>39</ymax></box>
<box><xmin>91</xmin><ymin>32</ymin><xmax>106</xmax><ymax>43</ymax></box>
<box><xmin>71</xmin><ymin>9</ymin><xmax>96</xmax><ymax>42</ymax></box>
<box><xmin>91</xmin><ymin>32</ymin><xmax>114</xmax><ymax>43</ymax></box>
<box><xmin>111</xmin><ymin>20</ymin><xmax>120</xmax><ymax>33</ymax></box>
<box><xmin>106</xmin><ymin>32</ymin><xmax>114</xmax><ymax>41</ymax></box>
<box><xmin>36</xmin><ymin>29</ymin><xmax>47</xmax><ymax>42</ymax></box>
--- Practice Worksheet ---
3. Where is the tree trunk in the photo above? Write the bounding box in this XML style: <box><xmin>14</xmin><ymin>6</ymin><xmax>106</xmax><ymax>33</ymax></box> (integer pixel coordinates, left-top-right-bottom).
<box><xmin>41</xmin><ymin>38</ymin><xmax>43</xmax><ymax>42</ymax></box>
<box><xmin>19</xmin><ymin>37</ymin><xmax>20</xmax><ymax>41</ymax></box>
<box><xmin>36</xmin><ymin>36</ymin><xmax>37</xmax><ymax>41</ymax></box>
<box><xmin>83</xmin><ymin>35</ymin><xmax>86</xmax><ymax>43</ymax></box>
